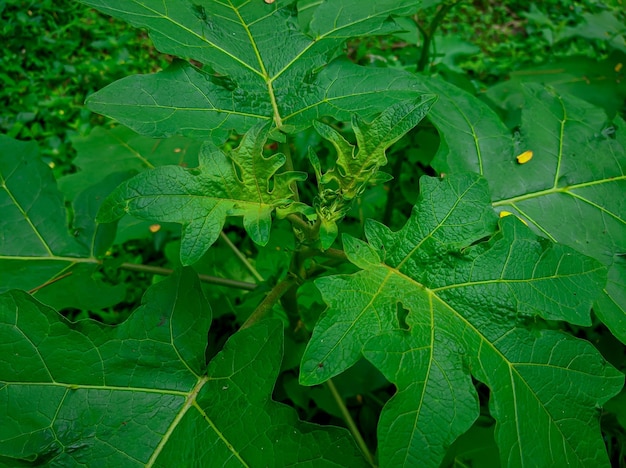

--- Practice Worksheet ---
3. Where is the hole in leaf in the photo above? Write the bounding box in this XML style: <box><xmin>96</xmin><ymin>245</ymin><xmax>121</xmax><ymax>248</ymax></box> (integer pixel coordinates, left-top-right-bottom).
<box><xmin>396</xmin><ymin>302</ymin><xmax>410</xmax><ymax>330</ymax></box>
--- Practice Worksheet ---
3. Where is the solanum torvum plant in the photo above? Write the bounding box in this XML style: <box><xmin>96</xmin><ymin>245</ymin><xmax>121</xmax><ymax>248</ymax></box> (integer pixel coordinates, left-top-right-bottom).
<box><xmin>1</xmin><ymin>0</ymin><xmax>625</xmax><ymax>466</ymax></box>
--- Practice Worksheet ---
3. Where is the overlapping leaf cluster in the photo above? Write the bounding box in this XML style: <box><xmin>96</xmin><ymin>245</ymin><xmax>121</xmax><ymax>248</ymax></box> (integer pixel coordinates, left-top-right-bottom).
<box><xmin>98</xmin><ymin>123</ymin><xmax>306</xmax><ymax>265</ymax></box>
<box><xmin>418</xmin><ymin>78</ymin><xmax>626</xmax><ymax>344</ymax></box>
<box><xmin>0</xmin><ymin>0</ymin><xmax>625</xmax><ymax>466</ymax></box>
<box><xmin>81</xmin><ymin>0</ymin><xmax>427</xmax><ymax>141</ymax></box>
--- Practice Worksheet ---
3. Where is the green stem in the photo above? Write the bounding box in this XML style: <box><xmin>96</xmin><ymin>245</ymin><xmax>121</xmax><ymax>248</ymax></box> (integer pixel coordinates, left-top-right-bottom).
<box><xmin>280</xmin><ymin>141</ymin><xmax>300</xmax><ymax>203</ymax></box>
<box><xmin>417</xmin><ymin>1</ymin><xmax>461</xmax><ymax>72</ymax></box>
<box><xmin>219</xmin><ymin>231</ymin><xmax>264</xmax><ymax>283</ymax></box>
<box><xmin>287</xmin><ymin>213</ymin><xmax>314</xmax><ymax>234</ymax></box>
<box><xmin>120</xmin><ymin>262</ymin><xmax>257</xmax><ymax>291</ymax></box>
<box><xmin>382</xmin><ymin>151</ymin><xmax>405</xmax><ymax>226</ymax></box>
<box><xmin>240</xmin><ymin>275</ymin><xmax>298</xmax><ymax>329</ymax></box>
<box><xmin>326</xmin><ymin>379</ymin><xmax>375</xmax><ymax>467</ymax></box>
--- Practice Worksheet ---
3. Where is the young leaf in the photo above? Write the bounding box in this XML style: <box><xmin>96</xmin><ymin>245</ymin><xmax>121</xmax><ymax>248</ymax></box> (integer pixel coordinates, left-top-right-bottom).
<box><xmin>97</xmin><ymin>123</ymin><xmax>307</xmax><ymax>265</ymax></box>
<box><xmin>300</xmin><ymin>173</ymin><xmax>622</xmax><ymax>466</ymax></box>
<box><xmin>312</xmin><ymin>96</ymin><xmax>436</xmax><ymax>247</ymax></box>
<box><xmin>0</xmin><ymin>270</ymin><xmax>367</xmax><ymax>466</ymax></box>
<box><xmin>81</xmin><ymin>0</ymin><xmax>425</xmax><ymax>141</ymax></box>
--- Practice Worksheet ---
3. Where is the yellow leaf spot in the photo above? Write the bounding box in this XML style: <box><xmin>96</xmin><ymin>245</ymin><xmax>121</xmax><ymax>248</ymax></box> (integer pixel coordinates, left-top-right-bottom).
<box><xmin>149</xmin><ymin>224</ymin><xmax>161</xmax><ymax>233</ymax></box>
<box><xmin>516</xmin><ymin>150</ymin><xmax>533</xmax><ymax>164</ymax></box>
<box><xmin>264</xmin><ymin>0</ymin><xmax>275</xmax><ymax>3</ymax></box>
<box><xmin>615</xmin><ymin>62</ymin><xmax>623</xmax><ymax>73</ymax></box>
<box><xmin>174</xmin><ymin>148</ymin><xmax>182</xmax><ymax>153</ymax></box>
<box><xmin>499</xmin><ymin>210</ymin><xmax>528</xmax><ymax>226</ymax></box>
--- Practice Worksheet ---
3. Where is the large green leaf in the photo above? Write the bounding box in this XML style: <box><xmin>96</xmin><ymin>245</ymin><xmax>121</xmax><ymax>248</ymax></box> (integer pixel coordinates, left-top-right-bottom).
<box><xmin>97</xmin><ymin>123</ymin><xmax>306</xmax><ymax>265</ymax></box>
<box><xmin>486</xmin><ymin>53</ymin><xmax>626</xmax><ymax>122</ymax></box>
<box><xmin>80</xmin><ymin>0</ymin><xmax>425</xmax><ymax>142</ymax></box>
<box><xmin>492</xmin><ymin>86</ymin><xmax>626</xmax><ymax>344</ymax></box>
<box><xmin>0</xmin><ymin>269</ymin><xmax>367</xmax><ymax>466</ymax></box>
<box><xmin>300</xmin><ymin>173</ymin><xmax>623</xmax><ymax>466</ymax></box>
<box><xmin>424</xmin><ymin>81</ymin><xmax>626</xmax><ymax>344</ymax></box>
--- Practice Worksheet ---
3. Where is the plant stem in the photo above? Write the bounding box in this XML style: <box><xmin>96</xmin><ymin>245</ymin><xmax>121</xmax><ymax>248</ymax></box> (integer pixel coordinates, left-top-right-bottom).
<box><xmin>240</xmin><ymin>275</ymin><xmax>298</xmax><ymax>329</ymax></box>
<box><xmin>28</xmin><ymin>271</ymin><xmax>74</xmax><ymax>294</ymax></box>
<box><xmin>382</xmin><ymin>151</ymin><xmax>405</xmax><ymax>226</ymax></box>
<box><xmin>326</xmin><ymin>379</ymin><xmax>375</xmax><ymax>466</ymax></box>
<box><xmin>219</xmin><ymin>231</ymin><xmax>264</xmax><ymax>283</ymax></box>
<box><xmin>280</xmin><ymin>141</ymin><xmax>300</xmax><ymax>203</ymax></box>
<box><xmin>417</xmin><ymin>1</ymin><xmax>461</xmax><ymax>72</ymax></box>
<box><xmin>119</xmin><ymin>262</ymin><xmax>257</xmax><ymax>290</ymax></box>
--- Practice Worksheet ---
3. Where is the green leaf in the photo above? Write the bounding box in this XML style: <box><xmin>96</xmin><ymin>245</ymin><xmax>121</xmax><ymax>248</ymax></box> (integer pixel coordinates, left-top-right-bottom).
<box><xmin>561</xmin><ymin>11</ymin><xmax>626</xmax><ymax>54</ymax></box>
<box><xmin>300</xmin><ymin>173</ymin><xmax>622</xmax><ymax>466</ymax></box>
<box><xmin>423</xmin><ymin>81</ymin><xmax>626</xmax><ymax>344</ymax></box>
<box><xmin>0</xmin><ymin>270</ymin><xmax>367</xmax><ymax>466</ymax></box>
<box><xmin>0</xmin><ymin>136</ymin><xmax>125</xmax><ymax>312</ymax></box>
<box><xmin>0</xmin><ymin>136</ymin><xmax>91</xmax><ymax>291</ymax></box>
<box><xmin>80</xmin><ymin>0</ymin><xmax>425</xmax><ymax>141</ymax></box>
<box><xmin>421</xmin><ymin>78</ymin><xmax>515</xmax><ymax>187</ymax></box>
<box><xmin>58</xmin><ymin>125</ymin><xmax>201</xmax><ymax>201</ymax></box>
<box><xmin>97</xmin><ymin>123</ymin><xmax>306</xmax><ymax>265</ymax></box>
<box><xmin>491</xmin><ymin>85</ymin><xmax>626</xmax><ymax>343</ymax></box>
<box><xmin>486</xmin><ymin>53</ymin><xmax>626</xmax><ymax>122</ymax></box>
<box><xmin>312</xmin><ymin>97</ymin><xmax>436</xmax><ymax>247</ymax></box>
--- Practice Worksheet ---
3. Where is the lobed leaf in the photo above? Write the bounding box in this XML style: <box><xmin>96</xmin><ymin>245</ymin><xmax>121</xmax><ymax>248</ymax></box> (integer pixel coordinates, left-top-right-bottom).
<box><xmin>422</xmin><ymin>80</ymin><xmax>626</xmax><ymax>344</ymax></box>
<box><xmin>300</xmin><ymin>173</ymin><xmax>623</xmax><ymax>466</ymax></box>
<box><xmin>0</xmin><ymin>269</ymin><xmax>367</xmax><ymax>466</ymax></box>
<box><xmin>81</xmin><ymin>0</ymin><xmax>426</xmax><ymax>141</ymax></box>
<box><xmin>97</xmin><ymin>122</ymin><xmax>306</xmax><ymax>265</ymax></box>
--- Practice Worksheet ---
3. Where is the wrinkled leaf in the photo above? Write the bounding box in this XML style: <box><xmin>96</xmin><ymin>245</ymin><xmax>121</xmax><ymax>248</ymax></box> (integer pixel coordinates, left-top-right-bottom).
<box><xmin>312</xmin><ymin>96</ymin><xmax>436</xmax><ymax>247</ymax></box>
<box><xmin>300</xmin><ymin>173</ymin><xmax>622</xmax><ymax>466</ymax></box>
<box><xmin>0</xmin><ymin>270</ymin><xmax>367</xmax><ymax>466</ymax></box>
<box><xmin>98</xmin><ymin>123</ymin><xmax>306</xmax><ymax>265</ymax></box>
<box><xmin>81</xmin><ymin>0</ymin><xmax>425</xmax><ymax>141</ymax></box>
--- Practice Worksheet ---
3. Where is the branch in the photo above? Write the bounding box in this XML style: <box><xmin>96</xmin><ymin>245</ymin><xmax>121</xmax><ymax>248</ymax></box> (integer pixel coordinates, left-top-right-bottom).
<box><xmin>120</xmin><ymin>262</ymin><xmax>257</xmax><ymax>290</ymax></box>
<box><xmin>240</xmin><ymin>275</ymin><xmax>298</xmax><ymax>330</ymax></box>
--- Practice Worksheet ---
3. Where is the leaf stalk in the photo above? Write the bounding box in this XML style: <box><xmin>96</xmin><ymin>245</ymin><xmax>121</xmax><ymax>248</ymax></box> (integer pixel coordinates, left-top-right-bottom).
<box><xmin>326</xmin><ymin>378</ymin><xmax>376</xmax><ymax>467</ymax></box>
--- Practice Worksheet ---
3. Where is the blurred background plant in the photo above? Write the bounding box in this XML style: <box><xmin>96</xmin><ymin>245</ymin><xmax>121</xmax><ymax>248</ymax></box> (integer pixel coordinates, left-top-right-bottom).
<box><xmin>0</xmin><ymin>0</ymin><xmax>170</xmax><ymax>175</ymax></box>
